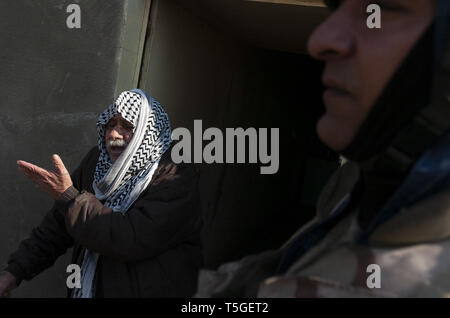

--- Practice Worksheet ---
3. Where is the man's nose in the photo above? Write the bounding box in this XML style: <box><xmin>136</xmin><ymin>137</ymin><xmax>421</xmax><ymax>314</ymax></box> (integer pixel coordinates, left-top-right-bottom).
<box><xmin>307</xmin><ymin>5</ymin><xmax>355</xmax><ymax>61</ymax></box>
<box><xmin>108</xmin><ymin>125</ymin><xmax>125</xmax><ymax>139</ymax></box>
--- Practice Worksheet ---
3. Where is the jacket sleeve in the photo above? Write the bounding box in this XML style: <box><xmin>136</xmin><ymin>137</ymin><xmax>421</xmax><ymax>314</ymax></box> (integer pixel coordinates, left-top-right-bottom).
<box><xmin>57</xmin><ymin>163</ymin><xmax>201</xmax><ymax>263</ymax></box>
<box><xmin>4</xmin><ymin>203</ymin><xmax>74</xmax><ymax>286</ymax></box>
<box><xmin>3</xmin><ymin>148</ymin><xmax>96</xmax><ymax>285</ymax></box>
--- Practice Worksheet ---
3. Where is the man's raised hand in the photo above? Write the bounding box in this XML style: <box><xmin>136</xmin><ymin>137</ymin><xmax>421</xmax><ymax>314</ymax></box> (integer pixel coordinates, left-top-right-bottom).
<box><xmin>17</xmin><ymin>154</ymin><xmax>73</xmax><ymax>200</ymax></box>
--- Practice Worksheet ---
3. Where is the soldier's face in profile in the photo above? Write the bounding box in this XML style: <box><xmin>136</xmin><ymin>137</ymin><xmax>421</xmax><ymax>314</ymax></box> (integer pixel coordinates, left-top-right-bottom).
<box><xmin>307</xmin><ymin>0</ymin><xmax>435</xmax><ymax>152</ymax></box>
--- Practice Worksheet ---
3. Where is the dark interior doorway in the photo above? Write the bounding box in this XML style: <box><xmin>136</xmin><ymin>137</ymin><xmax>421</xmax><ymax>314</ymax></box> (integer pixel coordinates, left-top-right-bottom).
<box><xmin>139</xmin><ymin>0</ymin><xmax>337</xmax><ymax>268</ymax></box>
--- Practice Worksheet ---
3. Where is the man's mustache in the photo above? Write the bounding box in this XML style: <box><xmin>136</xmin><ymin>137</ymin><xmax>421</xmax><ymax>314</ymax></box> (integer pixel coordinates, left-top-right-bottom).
<box><xmin>107</xmin><ymin>139</ymin><xmax>129</xmax><ymax>148</ymax></box>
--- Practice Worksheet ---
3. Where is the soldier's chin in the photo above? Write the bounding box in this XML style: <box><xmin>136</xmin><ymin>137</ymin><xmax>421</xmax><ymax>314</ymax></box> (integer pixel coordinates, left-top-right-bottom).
<box><xmin>316</xmin><ymin>114</ymin><xmax>357</xmax><ymax>152</ymax></box>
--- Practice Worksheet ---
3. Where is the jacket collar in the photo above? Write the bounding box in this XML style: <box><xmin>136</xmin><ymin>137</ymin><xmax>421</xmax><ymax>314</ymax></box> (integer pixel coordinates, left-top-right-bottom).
<box><xmin>360</xmin><ymin>129</ymin><xmax>450</xmax><ymax>244</ymax></box>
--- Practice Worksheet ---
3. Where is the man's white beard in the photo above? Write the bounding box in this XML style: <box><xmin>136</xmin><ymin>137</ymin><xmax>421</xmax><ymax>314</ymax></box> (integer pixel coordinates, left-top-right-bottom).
<box><xmin>107</xmin><ymin>139</ymin><xmax>128</xmax><ymax>148</ymax></box>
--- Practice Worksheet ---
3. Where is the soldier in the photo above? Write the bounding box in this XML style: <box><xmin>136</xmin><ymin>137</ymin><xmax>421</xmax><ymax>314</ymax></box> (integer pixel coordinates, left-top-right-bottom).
<box><xmin>195</xmin><ymin>0</ymin><xmax>450</xmax><ymax>297</ymax></box>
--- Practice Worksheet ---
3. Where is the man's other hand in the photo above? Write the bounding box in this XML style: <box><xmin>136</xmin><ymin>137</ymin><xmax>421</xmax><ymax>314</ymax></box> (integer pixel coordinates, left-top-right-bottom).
<box><xmin>17</xmin><ymin>154</ymin><xmax>73</xmax><ymax>200</ymax></box>
<box><xmin>0</xmin><ymin>271</ymin><xmax>17</xmax><ymax>298</ymax></box>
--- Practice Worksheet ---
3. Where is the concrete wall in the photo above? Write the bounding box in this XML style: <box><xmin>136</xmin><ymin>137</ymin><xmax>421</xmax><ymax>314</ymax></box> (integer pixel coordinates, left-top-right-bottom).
<box><xmin>0</xmin><ymin>0</ymin><xmax>126</xmax><ymax>297</ymax></box>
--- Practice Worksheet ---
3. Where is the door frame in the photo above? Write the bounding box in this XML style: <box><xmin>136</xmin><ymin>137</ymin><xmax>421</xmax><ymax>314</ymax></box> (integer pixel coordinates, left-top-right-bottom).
<box><xmin>114</xmin><ymin>0</ymin><xmax>152</xmax><ymax>96</ymax></box>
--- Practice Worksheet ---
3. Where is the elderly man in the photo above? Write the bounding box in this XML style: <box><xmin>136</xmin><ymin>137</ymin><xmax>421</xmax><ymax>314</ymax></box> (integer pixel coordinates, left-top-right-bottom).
<box><xmin>0</xmin><ymin>89</ymin><xmax>202</xmax><ymax>298</ymax></box>
<box><xmin>195</xmin><ymin>0</ymin><xmax>450</xmax><ymax>297</ymax></box>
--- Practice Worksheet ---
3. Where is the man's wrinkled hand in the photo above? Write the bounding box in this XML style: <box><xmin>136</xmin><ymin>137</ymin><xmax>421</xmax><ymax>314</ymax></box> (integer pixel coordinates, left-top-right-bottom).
<box><xmin>0</xmin><ymin>271</ymin><xmax>17</xmax><ymax>298</ymax></box>
<box><xmin>17</xmin><ymin>154</ymin><xmax>73</xmax><ymax>200</ymax></box>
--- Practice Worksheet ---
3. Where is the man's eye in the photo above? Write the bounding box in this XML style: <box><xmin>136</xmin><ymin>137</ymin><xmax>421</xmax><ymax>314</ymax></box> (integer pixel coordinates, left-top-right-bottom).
<box><xmin>105</xmin><ymin>124</ymin><xmax>133</xmax><ymax>132</ymax></box>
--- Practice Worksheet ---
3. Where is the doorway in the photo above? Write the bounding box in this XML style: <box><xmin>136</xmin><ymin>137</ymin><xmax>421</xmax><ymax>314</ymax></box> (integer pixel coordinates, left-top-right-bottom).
<box><xmin>138</xmin><ymin>0</ymin><xmax>337</xmax><ymax>268</ymax></box>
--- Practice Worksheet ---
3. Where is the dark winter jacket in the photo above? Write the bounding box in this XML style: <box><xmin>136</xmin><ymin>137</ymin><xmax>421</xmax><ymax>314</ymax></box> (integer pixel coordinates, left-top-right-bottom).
<box><xmin>5</xmin><ymin>146</ymin><xmax>203</xmax><ymax>297</ymax></box>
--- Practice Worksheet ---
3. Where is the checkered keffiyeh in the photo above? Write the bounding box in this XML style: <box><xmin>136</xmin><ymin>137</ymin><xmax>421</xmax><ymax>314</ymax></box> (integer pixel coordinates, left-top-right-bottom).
<box><xmin>93</xmin><ymin>89</ymin><xmax>172</xmax><ymax>213</ymax></box>
<box><xmin>72</xmin><ymin>89</ymin><xmax>172</xmax><ymax>298</ymax></box>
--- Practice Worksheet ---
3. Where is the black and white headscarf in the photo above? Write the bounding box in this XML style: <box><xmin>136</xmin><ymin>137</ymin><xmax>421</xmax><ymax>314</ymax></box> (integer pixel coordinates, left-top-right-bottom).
<box><xmin>72</xmin><ymin>89</ymin><xmax>172</xmax><ymax>298</ymax></box>
<box><xmin>93</xmin><ymin>89</ymin><xmax>172</xmax><ymax>212</ymax></box>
